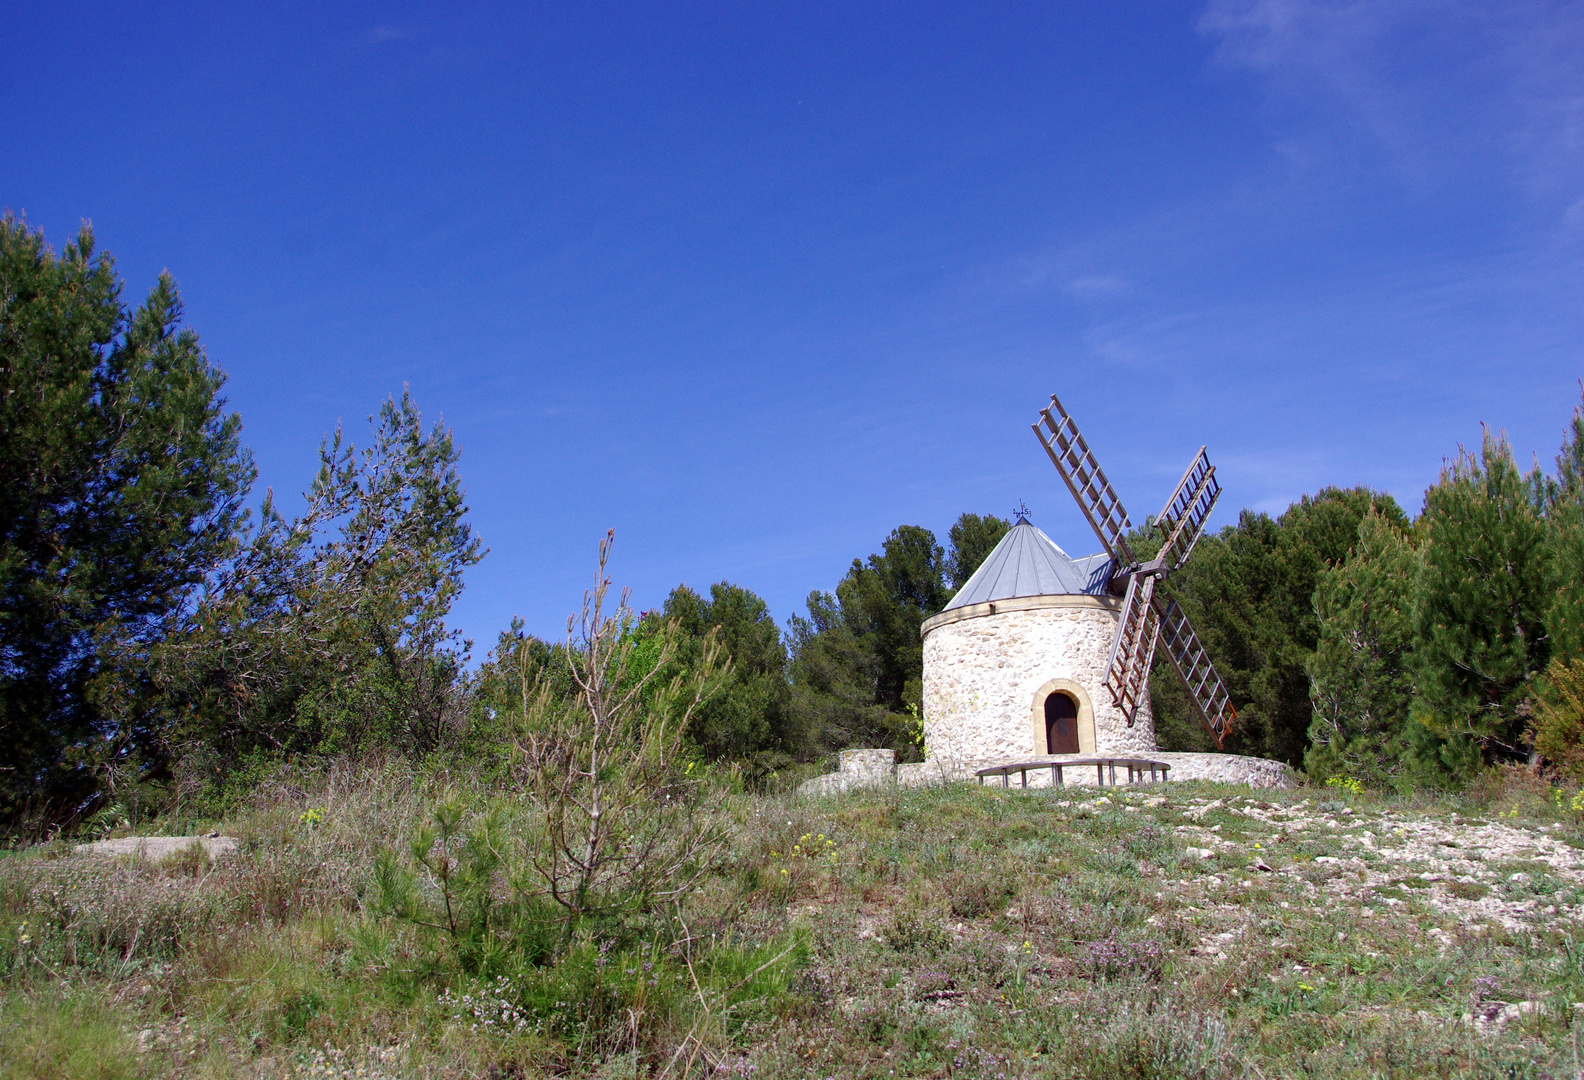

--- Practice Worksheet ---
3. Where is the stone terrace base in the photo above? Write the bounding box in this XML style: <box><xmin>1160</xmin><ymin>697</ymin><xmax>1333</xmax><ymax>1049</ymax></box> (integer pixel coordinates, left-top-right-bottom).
<box><xmin>798</xmin><ymin>749</ymin><xmax>1296</xmax><ymax>796</ymax></box>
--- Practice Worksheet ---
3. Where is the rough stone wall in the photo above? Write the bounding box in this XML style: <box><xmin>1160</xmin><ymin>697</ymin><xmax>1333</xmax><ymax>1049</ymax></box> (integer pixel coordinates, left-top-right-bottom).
<box><xmin>813</xmin><ymin>751</ymin><xmax>1295</xmax><ymax>794</ymax></box>
<box><xmin>838</xmin><ymin>749</ymin><xmax>897</xmax><ymax>787</ymax></box>
<box><xmin>798</xmin><ymin>749</ymin><xmax>898</xmax><ymax>797</ymax></box>
<box><xmin>921</xmin><ymin>601</ymin><xmax>1156</xmax><ymax>765</ymax></box>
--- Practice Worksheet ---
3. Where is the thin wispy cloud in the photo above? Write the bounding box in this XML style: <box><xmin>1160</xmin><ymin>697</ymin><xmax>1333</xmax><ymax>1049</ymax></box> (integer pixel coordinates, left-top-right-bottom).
<box><xmin>363</xmin><ymin>25</ymin><xmax>413</xmax><ymax>45</ymax></box>
<box><xmin>952</xmin><ymin>1</ymin><xmax>1584</xmax><ymax>531</ymax></box>
<box><xmin>1066</xmin><ymin>275</ymin><xmax>1130</xmax><ymax>302</ymax></box>
<box><xmin>1199</xmin><ymin>0</ymin><xmax>1584</xmax><ymax>215</ymax></box>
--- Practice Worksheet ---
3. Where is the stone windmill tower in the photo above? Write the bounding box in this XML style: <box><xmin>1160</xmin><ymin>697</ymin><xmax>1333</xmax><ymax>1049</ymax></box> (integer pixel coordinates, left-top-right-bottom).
<box><xmin>919</xmin><ymin>393</ymin><xmax>1238</xmax><ymax>770</ymax></box>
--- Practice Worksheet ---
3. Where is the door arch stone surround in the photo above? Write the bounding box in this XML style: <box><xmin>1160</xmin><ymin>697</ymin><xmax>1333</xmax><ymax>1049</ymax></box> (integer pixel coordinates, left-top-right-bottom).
<box><xmin>1029</xmin><ymin>677</ymin><xmax>1096</xmax><ymax>755</ymax></box>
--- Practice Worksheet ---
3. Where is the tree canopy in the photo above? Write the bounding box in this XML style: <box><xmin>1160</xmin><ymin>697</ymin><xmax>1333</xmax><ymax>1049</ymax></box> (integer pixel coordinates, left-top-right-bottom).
<box><xmin>1148</xmin><ymin>487</ymin><xmax>1406</xmax><ymax>764</ymax></box>
<box><xmin>0</xmin><ymin>217</ymin><xmax>252</xmax><ymax>818</ymax></box>
<box><xmin>156</xmin><ymin>390</ymin><xmax>484</xmax><ymax>771</ymax></box>
<box><xmin>787</xmin><ymin>513</ymin><xmax>1009</xmax><ymax>758</ymax></box>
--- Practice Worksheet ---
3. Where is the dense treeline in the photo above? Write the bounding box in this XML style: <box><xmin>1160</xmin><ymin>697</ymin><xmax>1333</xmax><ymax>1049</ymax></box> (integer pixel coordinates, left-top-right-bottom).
<box><xmin>466</xmin><ymin>513</ymin><xmax>1013</xmax><ymax>780</ymax></box>
<box><xmin>1149</xmin><ymin>418</ymin><xmax>1584</xmax><ymax>792</ymax></box>
<box><xmin>1</xmin><ymin>218</ymin><xmax>483</xmax><ymax>826</ymax></box>
<box><xmin>7</xmin><ymin>215</ymin><xmax>1584</xmax><ymax>831</ymax></box>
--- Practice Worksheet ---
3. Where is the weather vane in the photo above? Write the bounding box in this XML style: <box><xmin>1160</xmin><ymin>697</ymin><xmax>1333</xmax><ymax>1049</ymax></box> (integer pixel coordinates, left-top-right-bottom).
<box><xmin>1013</xmin><ymin>500</ymin><xmax>1031</xmax><ymax>524</ymax></box>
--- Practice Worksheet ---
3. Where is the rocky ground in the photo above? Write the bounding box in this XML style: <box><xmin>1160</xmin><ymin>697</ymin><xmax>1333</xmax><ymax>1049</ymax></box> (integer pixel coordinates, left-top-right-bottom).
<box><xmin>3</xmin><ymin>765</ymin><xmax>1583</xmax><ymax>1078</ymax></box>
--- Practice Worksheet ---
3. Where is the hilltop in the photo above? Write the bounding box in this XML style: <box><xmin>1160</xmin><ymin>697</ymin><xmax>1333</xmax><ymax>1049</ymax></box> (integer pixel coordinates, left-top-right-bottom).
<box><xmin>3</xmin><ymin>764</ymin><xmax>1580</xmax><ymax>1078</ymax></box>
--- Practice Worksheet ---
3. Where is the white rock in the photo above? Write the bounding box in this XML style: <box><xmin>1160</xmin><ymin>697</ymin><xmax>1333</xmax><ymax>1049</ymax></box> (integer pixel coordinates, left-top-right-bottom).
<box><xmin>75</xmin><ymin>835</ymin><xmax>238</xmax><ymax>860</ymax></box>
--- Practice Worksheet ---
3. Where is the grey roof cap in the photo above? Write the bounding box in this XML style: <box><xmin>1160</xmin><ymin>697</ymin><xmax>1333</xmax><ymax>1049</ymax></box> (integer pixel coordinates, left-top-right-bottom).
<box><xmin>943</xmin><ymin>520</ymin><xmax>1113</xmax><ymax>610</ymax></box>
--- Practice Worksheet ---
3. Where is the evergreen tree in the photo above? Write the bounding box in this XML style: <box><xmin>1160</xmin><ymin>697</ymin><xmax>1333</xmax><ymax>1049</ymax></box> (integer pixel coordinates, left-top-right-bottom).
<box><xmin>1531</xmin><ymin>657</ymin><xmax>1584</xmax><ymax>782</ymax></box>
<box><xmin>1151</xmin><ymin>488</ymin><xmax>1404</xmax><ymax>764</ymax></box>
<box><xmin>0</xmin><ymin>217</ymin><xmax>252</xmax><ymax>820</ymax></box>
<box><xmin>1547</xmin><ymin>503</ymin><xmax>1584</xmax><ymax>665</ymax></box>
<box><xmin>156</xmin><ymin>391</ymin><xmax>483</xmax><ymax>766</ymax></box>
<box><xmin>1550</xmin><ymin>388</ymin><xmax>1584</xmax><ymax>509</ymax></box>
<box><xmin>464</xmin><ymin>620</ymin><xmax>577</xmax><ymax>774</ymax></box>
<box><xmin>788</xmin><ymin>513</ymin><xmax>1002</xmax><ymax>756</ymax></box>
<box><xmin>1407</xmin><ymin>431</ymin><xmax>1549</xmax><ymax>782</ymax></box>
<box><xmin>1304</xmin><ymin>512</ymin><xmax>1419</xmax><ymax>784</ymax></box>
<box><xmin>1545</xmin><ymin>392</ymin><xmax>1584</xmax><ymax>663</ymax></box>
<box><xmin>784</xmin><ymin>590</ymin><xmax>893</xmax><ymax>754</ymax></box>
<box><xmin>1521</xmin><ymin>391</ymin><xmax>1584</xmax><ymax>779</ymax></box>
<box><xmin>839</xmin><ymin>524</ymin><xmax>950</xmax><ymax>713</ymax></box>
<box><xmin>656</xmin><ymin>581</ymin><xmax>791</xmax><ymax>763</ymax></box>
<box><xmin>945</xmin><ymin>513</ymin><xmax>1011</xmax><ymax>591</ymax></box>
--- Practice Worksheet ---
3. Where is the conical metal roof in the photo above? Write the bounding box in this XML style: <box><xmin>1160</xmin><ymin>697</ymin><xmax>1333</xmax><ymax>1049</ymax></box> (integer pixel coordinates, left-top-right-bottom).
<box><xmin>943</xmin><ymin>519</ymin><xmax>1113</xmax><ymax>610</ymax></box>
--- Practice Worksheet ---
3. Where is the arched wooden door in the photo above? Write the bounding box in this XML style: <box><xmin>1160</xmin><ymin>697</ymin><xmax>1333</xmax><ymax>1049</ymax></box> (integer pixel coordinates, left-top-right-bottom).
<box><xmin>1045</xmin><ymin>692</ymin><xmax>1080</xmax><ymax>754</ymax></box>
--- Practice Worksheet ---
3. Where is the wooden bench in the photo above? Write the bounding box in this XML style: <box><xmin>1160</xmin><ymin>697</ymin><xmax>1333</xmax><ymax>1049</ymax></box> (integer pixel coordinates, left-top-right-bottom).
<box><xmin>976</xmin><ymin>757</ymin><xmax>1171</xmax><ymax>789</ymax></box>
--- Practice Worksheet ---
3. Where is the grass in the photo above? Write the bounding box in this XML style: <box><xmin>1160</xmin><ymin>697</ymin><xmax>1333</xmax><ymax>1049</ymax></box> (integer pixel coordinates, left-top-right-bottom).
<box><xmin>3</xmin><ymin>758</ymin><xmax>1584</xmax><ymax>1077</ymax></box>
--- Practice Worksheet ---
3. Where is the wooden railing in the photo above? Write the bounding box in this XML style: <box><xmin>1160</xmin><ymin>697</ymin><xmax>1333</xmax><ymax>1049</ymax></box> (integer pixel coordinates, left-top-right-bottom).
<box><xmin>975</xmin><ymin>757</ymin><xmax>1171</xmax><ymax>789</ymax></box>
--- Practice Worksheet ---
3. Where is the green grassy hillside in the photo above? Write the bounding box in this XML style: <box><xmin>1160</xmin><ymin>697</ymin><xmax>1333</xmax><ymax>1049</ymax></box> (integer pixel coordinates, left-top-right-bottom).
<box><xmin>2</xmin><ymin>764</ymin><xmax>1581</xmax><ymax>1078</ymax></box>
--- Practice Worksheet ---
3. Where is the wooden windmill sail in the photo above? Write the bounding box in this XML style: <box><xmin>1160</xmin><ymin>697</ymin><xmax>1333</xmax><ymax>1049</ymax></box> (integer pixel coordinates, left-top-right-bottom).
<box><xmin>1032</xmin><ymin>394</ymin><xmax>1237</xmax><ymax>748</ymax></box>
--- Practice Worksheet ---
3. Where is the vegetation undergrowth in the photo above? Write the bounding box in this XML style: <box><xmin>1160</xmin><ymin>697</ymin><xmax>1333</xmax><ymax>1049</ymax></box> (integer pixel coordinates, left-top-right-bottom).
<box><xmin>4</xmin><ymin>762</ymin><xmax>1584</xmax><ymax>1078</ymax></box>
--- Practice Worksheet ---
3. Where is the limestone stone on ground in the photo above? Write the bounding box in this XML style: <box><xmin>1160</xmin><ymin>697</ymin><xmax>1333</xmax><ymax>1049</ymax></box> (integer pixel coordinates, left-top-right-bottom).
<box><xmin>75</xmin><ymin>834</ymin><xmax>239</xmax><ymax>860</ymax></box>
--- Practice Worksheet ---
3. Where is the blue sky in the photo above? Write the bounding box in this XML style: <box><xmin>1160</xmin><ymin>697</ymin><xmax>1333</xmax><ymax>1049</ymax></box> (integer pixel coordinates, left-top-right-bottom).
<box><xmin>5</xmin><ymin>2</ymin><xmax>1582</xmax><ymax>652</ymax></box>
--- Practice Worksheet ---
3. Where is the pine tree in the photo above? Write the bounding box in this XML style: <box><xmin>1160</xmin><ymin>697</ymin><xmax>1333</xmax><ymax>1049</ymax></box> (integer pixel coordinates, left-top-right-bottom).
<box><xmin>1151</xmin><ymin>487</ymin><xmax>1404</xmax><ymax>763</ymax></box>
<box><xmin>155</xmin><ymin>391</ymin><xmax>483</xmax><ymax>764</ymax></box>
<box><xmin>1525</xmin><ymin>390</ymin><xmax>1584</xmax><ymax>779</ymax></box>
<box><xmin>654</xmin><ymin>580</ymin><xmax>791</xmax><ymax>764</ymax></box>
<box><xmin>945</xmin><ymin>513</ymin><xmax>1011</xmax><ymax>591</ymax></box>
<box><xmin>1545</xmin><ymin>391</ymin><xmax>1584</xmax><ymax>662</ymax></box>
<box><xmin>786</xmin><ymin>513</ymin><xmax>1004</xmax><ymax>756</ymax></box>
<box><xmin>1408</xmin><ymin>431</ymin><xmax>1550</xmax><ymax>781</ymax></box>
<box><xmin>1304</xmin><ymin>512</ymin><xmax>1418</xmax><ymax>785</ymax></box>
<box><xmin>0</xmin><ymin>216</ymin><xmax>252</xmax><ymax>821</ymax></box>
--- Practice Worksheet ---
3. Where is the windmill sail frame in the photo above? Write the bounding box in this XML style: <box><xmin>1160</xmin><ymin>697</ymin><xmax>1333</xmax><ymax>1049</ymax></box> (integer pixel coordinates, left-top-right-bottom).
<box><xmin>1154</xmin><ymin>448</ymin><xmax>1220</xmax><ymax>572</ymax></box>
<box><xmin>1032</xmin><ymin>395</ymin><xmax>1238</xmax><ymax>748</ymax></box>
<box><xmin>1032</xmin><ymin>396</ymin><xmax>1136</xmax><ymax>567</ymax></box>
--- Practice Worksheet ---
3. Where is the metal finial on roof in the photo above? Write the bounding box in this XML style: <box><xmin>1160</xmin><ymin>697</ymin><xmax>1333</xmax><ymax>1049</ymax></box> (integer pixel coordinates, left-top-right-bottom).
<box><xmin>1013</xmin><ymin>500</ymin><xmax>1031</xmax><ymax>525</ymax></box>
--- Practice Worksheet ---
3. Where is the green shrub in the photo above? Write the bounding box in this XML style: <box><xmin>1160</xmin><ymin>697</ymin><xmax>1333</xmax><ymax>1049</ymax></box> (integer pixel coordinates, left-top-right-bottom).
<box><xmin>883</xmin><ymin>910</ymin><xmax>950</xmax><ymax>954</ymax></box>
<box><xmin>1533</xmin><ymin>657</ymin><xmax>1584</xmax><ymax>781</ymax></box>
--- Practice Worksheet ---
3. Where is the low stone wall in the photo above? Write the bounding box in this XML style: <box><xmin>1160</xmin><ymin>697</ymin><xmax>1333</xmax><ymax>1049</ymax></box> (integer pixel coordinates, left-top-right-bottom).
<box><xmin>801</xmin><ymin>748</ymin><xmax>1297</xmax><ymax>795</ymax></box>
<box><xmin>798</xmin><ymin>749</ymin><xmax>898</xmax><ymax>796</ymax></box>
<box><xmin>1153</xmin><ymin>752</ymin><xmax>1297</xmax><ymax>789</ymax></box>
<box><xmin>903</xmin><ymin>753</ymin><xmax>1296</xmax><ymax>790</ymax></box>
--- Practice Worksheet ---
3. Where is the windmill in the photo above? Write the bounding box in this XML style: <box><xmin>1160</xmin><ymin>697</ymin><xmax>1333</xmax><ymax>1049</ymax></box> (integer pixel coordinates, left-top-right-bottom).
<box><xmin>1032</xmin><ymin>394</ymin><xmax>1237</xmax><ymax>748</ymax></box>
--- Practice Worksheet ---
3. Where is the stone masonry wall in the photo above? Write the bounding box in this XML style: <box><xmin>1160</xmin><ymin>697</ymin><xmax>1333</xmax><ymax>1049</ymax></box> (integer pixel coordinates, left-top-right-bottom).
<box><xmin>920</xmin><ymin>600</ymin><xmax>1156</xmax><ymax>766</ymax></box>
<box><xmin>795</xmin><ymin>595</ymin><xmax>1298</xmax><ymax>798</ymax></box>
<box><xmin>799</xmin><ymin>749</ymin><xmax>897</xmax><ymax>797</ymax></box>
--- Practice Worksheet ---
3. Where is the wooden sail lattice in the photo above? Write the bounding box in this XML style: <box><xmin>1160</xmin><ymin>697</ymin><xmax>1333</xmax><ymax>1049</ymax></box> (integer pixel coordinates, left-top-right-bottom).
<box><xmin>1102</xmin><ymin>573</ymin><xmax>1160</xmax><ymax>726</ymax></box>
<box><xmin>1153</xmin><ymin>591</ymin><xmax>1237</xmax><ymax>746</ymax></box>
<box><xmin>1032</xmin><ymin>396</ymin><xmax>1135</xmax><ymax>566</ymax></box>
<box><xmin>1032</xmin><ymin>393</ymin><xmax>1238</xmax><ymax>749</ymax></box>
<box><xmin>1154</xmin><ymin>448</ymin><xmax>1219</xmax><ymax>572</ymax></box>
